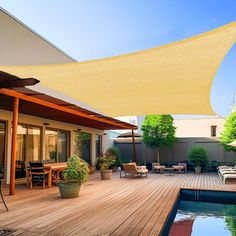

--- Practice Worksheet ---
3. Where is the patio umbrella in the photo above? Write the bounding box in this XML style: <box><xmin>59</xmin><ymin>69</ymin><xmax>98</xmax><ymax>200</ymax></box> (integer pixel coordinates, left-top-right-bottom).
<box><xmin>228</xmin><ymin>140</ymin><xmax>236</xmax><ymax>147</ymax></box>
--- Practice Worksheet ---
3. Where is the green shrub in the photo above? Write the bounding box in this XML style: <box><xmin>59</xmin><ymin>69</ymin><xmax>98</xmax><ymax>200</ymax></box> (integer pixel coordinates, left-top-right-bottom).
<box><xmin>188</xmin><ymin>145</ymin><xmax>208</xmax><ymax>167</ymax></box>
<box><xmin>62</xmin><ymin>155</ymin><xmax>89</xmax><ymax>184</ymax></box>
<box><xmin>97</xmin><ymin>155</ymin><xmax>116</xmax><ymax>170</ymax></box>
<box><xmin>106</xmin><ymin>147</ymin><xmax>122</xmax><ymax>167</ymax></box>
<box><xmin>121</xmin><ymin>159</ymin><xmax>133</xmax><ymax>164</ymax></box>
<box><xmin>138</xmin><ymin>161</ymin><xmax>145</xmax><ymax>166</ymax></box>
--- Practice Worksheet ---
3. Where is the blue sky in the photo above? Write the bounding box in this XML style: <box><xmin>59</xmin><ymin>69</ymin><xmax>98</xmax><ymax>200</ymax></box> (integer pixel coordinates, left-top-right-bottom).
<box><xmin>1</xmin><ymin>0</ymin><xmax>236</xmax><ymax>117</ymax></box>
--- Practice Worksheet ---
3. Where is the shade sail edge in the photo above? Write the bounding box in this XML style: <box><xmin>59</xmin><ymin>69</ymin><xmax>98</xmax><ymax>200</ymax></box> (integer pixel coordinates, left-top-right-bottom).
<box><xmin>0</xmin><ymin>21</ymin><xmax>236</xmax><ymax>116</ymax></box>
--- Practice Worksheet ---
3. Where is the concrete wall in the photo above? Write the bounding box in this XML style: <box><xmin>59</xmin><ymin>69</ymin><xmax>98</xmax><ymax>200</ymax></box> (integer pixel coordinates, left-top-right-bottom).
<box><xmin>115</xmin><ymin>137</ymin><xmax>236</xmax><ymax>164</ymax></box>
<box><xmin>0</xmin><ymin>109</ymin><xmax>103</xmax><ymax>184</ymax></box>
<box><xmin>0</xmin><ymin>8</ymin><xmax>75</xmax><ymax>65</ymax></box>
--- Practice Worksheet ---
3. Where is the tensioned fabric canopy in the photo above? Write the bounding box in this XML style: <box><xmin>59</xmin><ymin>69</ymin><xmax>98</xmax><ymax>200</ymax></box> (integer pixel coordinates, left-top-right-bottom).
<box><xmin>229</xmin><ymin>140</ymin><xmax>236</xmax><ymax>147</ymax></box>
<box><xmin>1</xmin><ymin>21</ymin><xmax>236</xmax><ymax>116</ymax></box>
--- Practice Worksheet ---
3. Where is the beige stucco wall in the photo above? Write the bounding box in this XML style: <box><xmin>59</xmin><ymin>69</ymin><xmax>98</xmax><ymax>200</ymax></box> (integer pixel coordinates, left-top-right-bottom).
<box><xmin>0</xmin><ymin>8</ymin><xmax>109</xmax><ymax>185</ymax></box>
<box><xmin>174</xmin><ymin>117</ymin><xmax>225</xmax><ymax>138</ymax></box>
<box><xmin>0</xmin><ymin>8</ymin><xmax>74</xmax><ymax>65</ymax></box>
<box><xmin>0</xmin><ymin>109</ymin><xmax>104</xmax><ymax>184</ymax></box>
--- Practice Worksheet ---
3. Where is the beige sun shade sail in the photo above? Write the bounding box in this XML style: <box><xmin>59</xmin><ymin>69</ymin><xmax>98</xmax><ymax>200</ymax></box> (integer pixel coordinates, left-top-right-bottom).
<box><xmin>1</xmin><ymin>21</ymin><xmax>236</xmax><ymax>116</ymax></box>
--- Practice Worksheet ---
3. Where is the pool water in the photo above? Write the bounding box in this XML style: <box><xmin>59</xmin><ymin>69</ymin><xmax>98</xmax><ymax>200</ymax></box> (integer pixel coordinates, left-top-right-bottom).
<box><xmin>169</xmin><ymin>201</ymin><xmax>236</xmax><ymax>236</ymax></box>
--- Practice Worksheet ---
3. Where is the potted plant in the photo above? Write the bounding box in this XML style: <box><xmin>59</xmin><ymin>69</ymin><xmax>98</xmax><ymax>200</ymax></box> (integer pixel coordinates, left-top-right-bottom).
<box><xmin>105</xmin><ymin>147</ymin><xmax>122</xmax><ymax>171</ymax></box>
<box><xmin>58</xmin><ymin>155</ymin><xmax>89</xmax><ymax>198</ymax></box>
<box><xmin>97</xmin><ymin>154</ymin><xmax>115</xmax><ymax>180</ymax></box>
<box><xmin>188</xmin><ymin>145</ymin><xmax>208</xmax><ymax>174</ymax></box>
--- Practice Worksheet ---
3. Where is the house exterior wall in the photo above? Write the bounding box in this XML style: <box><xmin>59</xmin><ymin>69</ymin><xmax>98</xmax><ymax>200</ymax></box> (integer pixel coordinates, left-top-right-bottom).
<box><xmin>0</xmin><ymin>109</ymin><xmax>103</xmax><ymax>184</ymax></box>
<box><xmin>0</xmin><ymin>8</ymin><xmax>74</xmax><ymax>65</ymax></box>
<box><xmin>173</xmin><ymin>117</ymin><xmax>225</xmax><ymax>137</ymax></box>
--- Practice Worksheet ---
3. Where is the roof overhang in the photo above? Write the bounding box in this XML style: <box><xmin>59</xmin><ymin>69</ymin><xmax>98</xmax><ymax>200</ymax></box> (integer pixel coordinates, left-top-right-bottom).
<box><xmin>0</xmin><ymin>87</ymin><xmax>136</xmax><ymax>130</ymax></box>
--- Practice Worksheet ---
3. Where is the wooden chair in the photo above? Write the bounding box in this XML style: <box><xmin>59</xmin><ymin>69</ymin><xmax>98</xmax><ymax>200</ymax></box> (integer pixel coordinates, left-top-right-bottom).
<box><xmin>120</xmin><ymin>163</ymin><xmax>148</xmax><ymax>178</ymax></box>
<box><xmin>29</xmin><ymin>162</ymin><xmax>49</xmax><ymax>189</ymax></box>
<box><xmin>0</xmin><ymin>167</ymin><xmax>8</xmax><ymax>211</ymax></box>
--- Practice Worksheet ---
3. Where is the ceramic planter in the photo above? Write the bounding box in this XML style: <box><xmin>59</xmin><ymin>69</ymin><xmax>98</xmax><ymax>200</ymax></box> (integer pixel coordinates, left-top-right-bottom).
<box><xmin>58</xmin><ymin>181</ymin><xmax>81</xmax><ymax>198</ymax></box>
<box><xmin>194</xmin><ymin>166</ymin><xmax>202</xmax><ymax>174</ymax></box>
<box><xmin>100</xmin><ymin>169</ymin><xmax>113</xmax><ymax>180</ymax></box>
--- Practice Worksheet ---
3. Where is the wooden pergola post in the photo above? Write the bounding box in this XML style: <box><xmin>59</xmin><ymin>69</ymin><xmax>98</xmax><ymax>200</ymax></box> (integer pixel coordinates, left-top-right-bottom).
<box><xmin>131</xmin><ymin>129</ymin><xmax>137</xmax><ymax>163</ymax></box>
<box><xmin>10</xmin><ymin>97</ymin><xmax>19</xmax><ymax>195</ymax></box>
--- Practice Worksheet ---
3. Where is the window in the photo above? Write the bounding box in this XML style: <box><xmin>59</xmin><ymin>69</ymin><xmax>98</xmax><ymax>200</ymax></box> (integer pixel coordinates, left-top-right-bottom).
<box><xmin>73</xmin><ymin>131</ymin><xmax>91</xmax><ymax>164</ymax></box>
<box><xmin>45</xmin><ymin>129</ymin><xmax>69</xmax><ymax>163</ymax></box>
<box><xmin>211</xmin><ymin>125</ymin><xmax>217</xmax><ymax>137</ymax></box>
<box><xmin>96</xmin><ymin>135</ymin><xmax>102</xmax><ymax>157</ymax></box>
<box><xmin>16</xmin><ymin>125</ymin><xmax>41</xmax><ymax>178</ymax></box>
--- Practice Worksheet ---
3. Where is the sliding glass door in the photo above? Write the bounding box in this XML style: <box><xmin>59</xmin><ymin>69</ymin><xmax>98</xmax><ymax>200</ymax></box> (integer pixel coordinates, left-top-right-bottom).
<box><xmin>45</xmin><ymin>129</ymin><xmax>69</xmax><ymax>163</ymax></box>
<box><xmin>16</xmin><ymin>125</ymin><xmax>41</xmax><ymax>178</ymax></box>
<box><xmin>0</xmin><ymin>122</ymin><xmax>6</xmax><ymax>170</ymax></box>
<box><xmin>96</xmin><ymin>134</ymin><xmax>102</xmax><ymax>157</ymax></box>
<box><xmin>73</xmin><ymin>131</ymin><xmax>91</xmax><ymax>164</ymax></box>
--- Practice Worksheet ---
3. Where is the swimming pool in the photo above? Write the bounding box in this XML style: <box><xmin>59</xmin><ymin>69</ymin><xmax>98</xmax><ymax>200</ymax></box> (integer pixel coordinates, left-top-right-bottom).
<box><xmin>169</xmin><ymin>200</ymin><xmax>236</xmax><ymax>236</ymax></box>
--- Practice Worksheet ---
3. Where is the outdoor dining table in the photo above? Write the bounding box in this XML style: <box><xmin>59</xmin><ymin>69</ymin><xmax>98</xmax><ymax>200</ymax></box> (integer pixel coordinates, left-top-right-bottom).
<box><xmin>44</xmin><ymin>162</ymin><xmax>67</xmax><ymax>188</ymax></box>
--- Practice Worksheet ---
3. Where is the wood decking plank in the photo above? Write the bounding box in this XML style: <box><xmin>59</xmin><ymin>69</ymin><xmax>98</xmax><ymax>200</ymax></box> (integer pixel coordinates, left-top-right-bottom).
<box><xmin>0</xmin><ymin>172</ymin><xmax>235</xmax><ymax>236</ymax></box>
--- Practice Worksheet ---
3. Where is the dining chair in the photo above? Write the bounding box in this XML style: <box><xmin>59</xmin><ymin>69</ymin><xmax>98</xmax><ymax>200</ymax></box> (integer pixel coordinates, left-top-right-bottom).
<box><xmin>29</xmin><ymin>162</ymin><xmax>49</xmax><ymax>189</ymax></box>
<box><xmin>0</xmin><ymin>167</ymin><xmax>8</xmax><ymax>211</ymax></box>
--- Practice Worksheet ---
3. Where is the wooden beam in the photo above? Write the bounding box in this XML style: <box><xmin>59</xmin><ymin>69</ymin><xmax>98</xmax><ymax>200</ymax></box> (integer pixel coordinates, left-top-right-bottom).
<box><xmin>131</xmin><ymin>129</ymin><xmax>137</xmax><ymax>163</ymax></box>
<box><xmin>0</xmin><ymin>88</ymin><xmax>136</xmax><ymax>130</ymax></box>
<box><xmin>10</xmin><ymin>97</ymin><xmax>19</xmax><ymax>195</ymax></box>
<box><xmin>0</xmin><ymin>78</ymin><xmax>39</xmax><ymax>88</ymax></box>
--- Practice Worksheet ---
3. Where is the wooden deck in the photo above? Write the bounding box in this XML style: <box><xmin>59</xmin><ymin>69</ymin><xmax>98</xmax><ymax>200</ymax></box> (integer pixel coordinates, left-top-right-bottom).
<box><xmin>1</xmin><ymin>172</ymin><xmax>236</xmax><ymax>236</ymax></box>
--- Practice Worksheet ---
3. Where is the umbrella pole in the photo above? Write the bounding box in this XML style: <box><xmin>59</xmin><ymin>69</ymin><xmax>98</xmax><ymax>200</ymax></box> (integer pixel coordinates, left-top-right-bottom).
<box><xmin>132</xmin><ymin>129</ymin><xmax>137</xmax><ymax>163</ymax></box>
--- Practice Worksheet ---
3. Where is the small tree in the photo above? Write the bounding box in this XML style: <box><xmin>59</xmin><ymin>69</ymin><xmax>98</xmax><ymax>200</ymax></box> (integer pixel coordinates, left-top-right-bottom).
<box><xmin>188</xmin><ymin>145</ymin><xmax>208</xmax><ymax>167</ymax></box>
<box><xmin>141</xmin><ymin>115</ymin><xmax>176</xmax><ymax>163</ymax></box>
<box><xmin>220</xmin><ymin>112</ymin><xmax>236</xmax><ymax>153</ymax></box>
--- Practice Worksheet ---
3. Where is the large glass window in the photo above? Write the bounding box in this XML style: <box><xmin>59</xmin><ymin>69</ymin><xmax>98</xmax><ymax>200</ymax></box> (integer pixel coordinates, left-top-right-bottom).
<box><xmin>58</xmin><ymin>131</ymin><xmax>68</xmax><ymax>162</ymax></box>
<box><xmin>16</xmin><ymin>125</ymin><xmax>41</xmax><ymax>178</ymax></box>
<box><xmin>73</xmin><ymin>131</ymin><xmax>91</xmax><ymax>164</ymax></box>
<box><xmin>45</xmin><ymin>129</ymin><xmax>69</xmax><ymax>163</ymax></box>
<box><xmin>96</xmin><ymin>134</ymin><xmax>102</xmax><ymax>157</ymax></box>
<box><xmin>0</xmin><ymin>122</ymin><xmax>6</xmax><ymax>170</ymax></box>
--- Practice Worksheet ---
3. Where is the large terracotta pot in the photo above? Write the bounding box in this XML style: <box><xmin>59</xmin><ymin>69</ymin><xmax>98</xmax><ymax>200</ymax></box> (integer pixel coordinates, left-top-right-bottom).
<box><xmin>58</xmin><ymin>181</ymin><xmax>81</xmax><ymax>198</ymax></box>
<box><xmin>100</xmin><ymin>169</ymin><xmax>113</xmax><ymax>180</ymax></box>
<box><xmin>194</xmin><ymin>166</ymin><xmax>202</xmax><ymax>174</ymax></box>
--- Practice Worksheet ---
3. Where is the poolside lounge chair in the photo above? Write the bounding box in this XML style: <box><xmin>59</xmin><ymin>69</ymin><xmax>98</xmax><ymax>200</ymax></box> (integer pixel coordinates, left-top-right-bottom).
<box><xmin>172</xmin><ymin>163</ymin><xmax>187</xmax><ymax>173</ymax></box>
<box><xmin>120</xmin><ymin>163</ymin><xmax>148</xmax><ymax>178</ymax></box>
<box><xmin>223</xmin><ymin>174</ymin><xmax>236</xmax><ymax>184</ymax></box>
<box><xmin>152</xmin><ymin>162</ymin><xmax>165</xmax><ymax>173</ymax></box>
<box><xmin>218</xmin><ymin>166</ymin><xmax>236</xmax><ymax>175</ymax></box>
<box><xmin>218</xmin><ymin>165</ymin><xmax>235</xmax><ymax>171</ymax></box>
<box><xmin>218</xmin><ymin>169</ymin><xmax>236</xmax><ymax>180</ymax></box>
<box><xmin>218</xmin><ymin>166</ymin><xmax>236</xmax><ymax>183</ymax></box>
